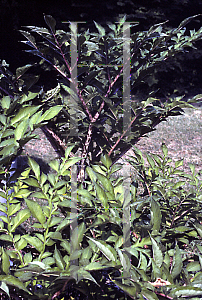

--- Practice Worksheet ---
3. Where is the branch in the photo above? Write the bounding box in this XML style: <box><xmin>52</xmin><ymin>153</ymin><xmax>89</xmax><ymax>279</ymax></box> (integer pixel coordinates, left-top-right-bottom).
<box><xmin>41</xmin><ymin>125</ymin><xmax>74</xmax><ymax>158</ymax></box>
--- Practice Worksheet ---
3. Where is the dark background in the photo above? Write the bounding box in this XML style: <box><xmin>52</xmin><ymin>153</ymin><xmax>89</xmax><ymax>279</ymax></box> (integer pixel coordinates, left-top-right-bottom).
<box><xmin>1</xmin><ymin>0</ymin><xmax>202</xmax><ymax>97</ymax></box>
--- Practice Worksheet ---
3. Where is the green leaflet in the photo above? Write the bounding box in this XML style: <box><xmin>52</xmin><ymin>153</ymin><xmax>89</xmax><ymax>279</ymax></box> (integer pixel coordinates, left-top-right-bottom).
<box><xmin>1</xmin><ymin>248</ymin><xmax>10</xmax><ymax>274</ymax></box>
<box><xmin>171</xmin><ymin>244</ymin><xmax>183</xmax><ymax>279</ymax></box>
<box><xmin>0</xmin><ymin>275</ymin><xmax>30</xmax><ymax>294</ymax></box>
<box><xmin>25</xmin><ymin>199</ymin><xmax>46</xmax><ymax>225</ymax></box>
<box><xmin>150</xmin><ymin>236</ymin><xmax>163</xmax><ymax>269</ymax></box>
<box><xmin>10</xmin><ymin>209</ymin><xmax>31</xmax><ymax>232</ymax></box>
<box><xmin>150</xmin><ymin>198</ymin><xmax>161</xmax><ymax>234</ymax></box>
<box><xmin>54</xmin><ymin>246</ymin><xmax>65</xmax><ymax>270</ymax></box>
<box><xmin>87</xmin><ymin>237</ymin><xmax>117</xmax><ymax>262</ymax></box>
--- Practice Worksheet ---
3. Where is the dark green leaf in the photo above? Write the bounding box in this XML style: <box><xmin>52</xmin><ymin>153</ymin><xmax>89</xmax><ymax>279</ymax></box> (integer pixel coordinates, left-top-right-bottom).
<box><xmin>54</xmin><ymin>246</ymin><xmax>65</xmax><ymax>270</ymax></box>
<box><xmin>150</xmin><ymin>199</ymin><xmax>161</xmax><ymax>233</ymax></box>
<box><xmin>171</xmin><ymin>244</ymin><xmax>183</xmax><ymax>279</ymax></box>
<box><xmin>44</xmin><ymin>14</ymin><xmax>56</xmax><ymax>33</ymax></box>
<box><xmin>150</xmin><ymin>236</ymin><xmax>163</xmax><ymax>268</ymax></box>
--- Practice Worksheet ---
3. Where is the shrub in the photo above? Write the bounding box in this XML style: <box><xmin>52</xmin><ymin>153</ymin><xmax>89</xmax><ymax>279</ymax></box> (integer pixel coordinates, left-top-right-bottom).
<box><xmin>0</xmin><ymin>145</ymin><xmax>201</xmax><ymax>299</ymax></box>
<box><xmin>0</xmin><ymin>15</ymin><xmax>202</xmax><ymax>299</ymax></box>
<box><xmin>2</xmin><ymin>14</ymin><xmax>202</xmax><ymax>181</ymax></box>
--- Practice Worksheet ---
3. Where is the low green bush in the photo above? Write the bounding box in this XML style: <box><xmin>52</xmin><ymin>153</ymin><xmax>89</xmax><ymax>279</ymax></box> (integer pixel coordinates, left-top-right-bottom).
<box><xmin>0</xmin><ymin>144</ymin><xmax>201</xmax><ymax>299</ymax></box>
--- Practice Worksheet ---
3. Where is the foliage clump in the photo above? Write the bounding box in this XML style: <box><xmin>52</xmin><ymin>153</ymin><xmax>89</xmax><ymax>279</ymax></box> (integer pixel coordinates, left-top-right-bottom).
<box><xmin>0</xmin><ymin>14</ymin><xmax>201</xmax><ymax>299</ymax></box>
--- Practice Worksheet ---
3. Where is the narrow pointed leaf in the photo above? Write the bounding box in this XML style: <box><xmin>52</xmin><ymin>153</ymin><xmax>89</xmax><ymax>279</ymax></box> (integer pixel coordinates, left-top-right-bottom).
<box><xmin>38</xmin><ymin>106</ymin><xmax>63</xmax><ymax>122</ymax></box>
<box><xmin>171</xmin><ymin>244</ymin><xmax>183</xmax><ymax>279</ymax></box>
<box><xmin>11</xmin><ymin>209</ymin><xmax>31</xmax><ymax>232</ymax></box>
<box><xmin>1</xmin><ymin>248</ymin><xmax>10</xmax><ymax>274</ymax></box>
<box><xmin>54</xmin><ymin>247</ymin><xmax>65</xmax><ymax>270</ymax></box>
<box><xmin>87</xmin><ymin>237</ymin><xmax>117</xmax><ymax>261</ymax></box>
<box><xmin>0</xmin><ymin>275</ymin><xmax>30</xmax><ymax>294</ymax></box>
<box><xmin>28</xmin><ymin>157</ymin><xmax>40</xmax><ymax>179</ymax></box>
<box><xmin>150</xmin><ymin>236</ymin><xmax>163</xmax><ymax>268</ymax></box>
<box><xmin>44</xmin><ymin>14</ymin><xmax>56</xmax><ymax>33</ymax></box>
<box><xmin>25</xmin><ymin>199</ymin><xmax>46</xmax><ymax>225</ymax></box>
<box><xmin>150</xmin><ymin>199</ymin><xmax>161</xmax><ymax>233</ymax></box>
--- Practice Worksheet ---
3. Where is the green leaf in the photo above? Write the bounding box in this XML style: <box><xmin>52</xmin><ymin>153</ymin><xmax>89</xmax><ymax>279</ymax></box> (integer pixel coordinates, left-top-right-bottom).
<box><xmin>145</xmin><ymin>153</ymin><xmax>155</xmax><ymax>168</ymax></box>
<box><xmin>142</xmin><ymin>288</ymin><xmax>159</xmax><ymax>300</ymax></box>
<box><xmin>100</xmin><ymin>154</ymin><xmax>112</xmax><ymax>169</ymax></box>
<box><xmin>150</xmin><ymin>236</ymin><xmax>163</xmax><ymax>268</ymax></box>
<box><xmin>0</xmin><ymin>275</ymin><xmax>30</xmax><ymax>294</ymax></box>
<box><xmin>61</xmin><ymin>240</ymin><xmax>71</xmax><ymax>254</ymax></box>
<box><xmin>11</xmin><ymin>209</ymin><xmax>31</xmax><ymax>232</ymax></box>
<box><xmin>173</xmin><ymin>286</ymin><xmax>202</xmax><ymax>297</ymax></box>
<box><xmin>186</xmin><ymin>261</ymin><xmax>201</xmax><ymax>272</ymax></box>
<box><xmin>15</xmin><ymin>237</ymin><xmax>27</xmax><ymax>251</ymax></box>
<box><xmin>22</xmin><ymin>178</ymin><xmax>40</xmax><ymax>188</ymax></box>
<box><xmin>194</xmin><ymin>223</ymin><xmax>202</xmax><ymax>239</ymax></box>
<box><xmin>94</xmin><ymin>182</ymin><xmax>109</xmax><ymax>208</ymax></box>
<box><xmin>38</xmin><ymin>106</ymin><xmax>63</xmax><ymax>122</ymax></box>
<box><xmin>171</xmin><ymin>244</ymin><xmax>183</xmax><ymax>279</ymax></box>
<box><xmin>110</xmin><ymin>277</ymin><xmax>137</xmax><ymax>298</ymax></box>
<box><xmin>10</xmin><ymin>106</ymin><xmax>41</xmax><ymax>125</ymax></box>
<box><xmin>28</xmin><ymin>157</ymin><xmax>40</xmax><ymax>179</ymax></box>
<box><xmin>177</xmin><ymin>14</ymin><xmax>201</xmax><ymax>31</ymax></box>
<box><xmin>150</xmin><ymin>199</ymin><xmax>161</xmax><ymax>233</ymax></box>
<box><xmin>1</xmin><ymin>96</ymin><xmax>11</xmax><ymax>110</ymax></box>
<box><xmin>175</xmin><ymin>159</ymin><xmax>184</xmax><ymax>168</ymax></box>
<box><xmin>60</xmin><ymin>157</ymin><xmax>82</xmax><ymax>175</ymax></box>
<box><xmin>54</xmin><ymin>246</ymin><xmax>65</xmax><ymax>270</ymax></box>
<box><xmin>0</xmin><ymin>281</ymin><xmax>9</xmax><ymax>297</ymax></box>
<box><xmin>0</xmin><ymin>235</ymin><xmax>13</xmax><ymax>242</ymax></box>
<box><xmin>77</xmin><ymin>189</ymin><xmax>93</xmax><ymax>200</ymax></box>
<box><xmin>31</xmin><ymin>191</ymin><xmax>48</xmax><ymax>200</ymax></box>
<box><xmin>23</xmin><ymin>236</ymin><xmax>43</xmax><ymax>252</ymax></box>
<box><xmin>94</xmin><ymin>21</ymin><xmax>105</xmax><ymax>36</ymax></box>
<box><xmin>44</xmin><ymin>14</ymin><xmax>56</xmax><ymax>33</ymax></box>
<box><xmin>96</xmin><ymin>172</ymin><xmax>115</xmax><ymax>196</ymax></box>
<box><xmin>8</xmin><ymin>203</ymin><xmax>21</xmax><ymax>217</ymax></box>
<box><xmin>49</xmin><ymin>217</ymin><xmax>63</xmax><ymax>227</ymax></box>
<box><xmin>77</xmin><ymin>269</ymin><xmax>98</xmax><ymax>285</ymax></box>
<box><xmin>87</xmin><ymin>237</ymin><xmax>117</xmax><ymax>261</ymax></box>
<box><xmin>16</xmin><ymin>65</ymin><xmax>32</xmax><ymax>79</ymax></box>
<box><xmin>86</xmin><ymin>166</ymin><xmax>97</xmax><ymax>182</ymax></box>
<box><xmin>1</xmin><ymin>248</ymin><xmax>10</xmax><ymax>274</ymax></box>
<box><xmin>188</xmin><ymin>163</ymin><xmax>195</xmax><ymax>175</ymax></box>
<box><xmin>20</xmin><ymin>30</ymin><xmax>36</xmax><ymax>46</ymax></box>
<box><xmin>64</xmin><ymin>145</ymin><xmax>75</xmax><ymax>158</ymax></box>
<box><xmin>0</xmin><ymin>114</ymin><xmax>7</xmax><ymax>125</ymax></box>
<box><xmin>14</xmin><ymin>119</ymin><xmax>29</xmax><ymax>141</ymax></box>
<box><xmin>173</xmin><ymin>181</ymin><xmax>185</xmax><ymax>189</ymax></box>
<box><xmin>71</xmin><ymin>222</ymin><xmax>86</xmax><ymax>251</ymax></box>
<box><xmin>14</xmin><ymin>189</ymin><xmax>31</xmax><ymax>198</ymax></box>
<box><xmin>25</xmin><ymin>199</ymin><xmax>46</xmax><ymax>225</ymax></box>
<box><xmin>23</xmin><ymin>252</ymin><xmax>32</xmax><ymax>265</ymax></box>
<box><xmin>49</xmin><ymin>160</ymin><xmax>59</xmax><ymax>172</ymax></box>
<box><xmin>84</xmin><ymin>262</ymin><xmax>104</xmax><ymax>271</ymax></box>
